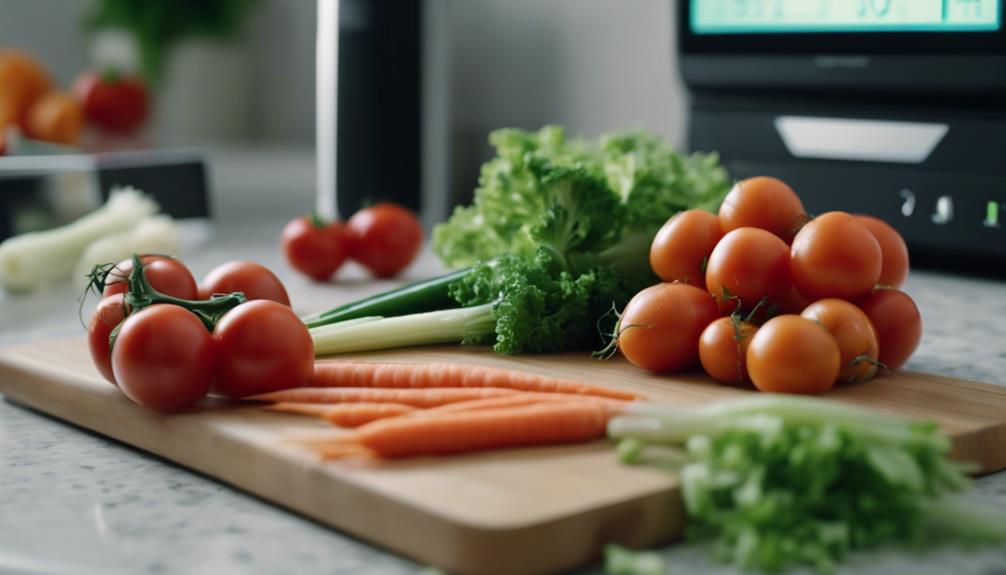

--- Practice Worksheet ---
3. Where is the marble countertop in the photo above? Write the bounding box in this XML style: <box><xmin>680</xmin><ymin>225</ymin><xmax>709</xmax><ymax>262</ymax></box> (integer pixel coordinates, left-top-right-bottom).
<box><xmin>2</xmin><ymin>148</ymin><xmax>1006</xmax><ymax>575</ymax></box>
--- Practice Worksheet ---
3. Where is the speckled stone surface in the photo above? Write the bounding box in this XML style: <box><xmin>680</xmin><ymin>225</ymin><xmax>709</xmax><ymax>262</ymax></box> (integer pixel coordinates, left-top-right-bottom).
<box><xmin>2</xmin><ymin>150</ymin><xmax>1005</xmax><ymax>574</ymax></box>
<box><xmin>4</xmin><ymin>252</ymin><xmax>1005</xmax><ymax>575</ymax></box>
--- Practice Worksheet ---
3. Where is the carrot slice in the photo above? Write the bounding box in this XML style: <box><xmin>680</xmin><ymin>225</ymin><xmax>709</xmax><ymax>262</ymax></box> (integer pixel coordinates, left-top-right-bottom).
<box><xmin>248</xmin><ymin>386</ymin><xmax>519</xmax><ymax>408</ymax></box>
<box><xmin>417</xmin><ymin>392</ymin><xmax>625</xmax><ymax>416</ymax></box>
<box><xmin>309</xmin><ymin>362</ymin><xmax>644</xmax><ymax>401</ymax></box>
<box><xmin>267</xmin><ymin>402</ymin><xmax>418</xmax><ymax>427</ymax></box>
<box><xmin>310</xmin><ymin>401</ymin><xmax>621</xmax><ymax>459</ymax></box>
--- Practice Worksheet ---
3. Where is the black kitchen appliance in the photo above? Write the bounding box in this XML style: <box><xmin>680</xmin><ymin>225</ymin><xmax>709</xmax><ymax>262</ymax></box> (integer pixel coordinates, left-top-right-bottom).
<box><xmin>0</xmin><ymin>149</ymin><xmax>209</xmax><ymax>241</ymax></box>
<box><xmin>679</xmin><ymin>0</ymin><xmax>1006</xmax><ymax>274</ymax></box>
<box><xmin>316</xmin><ymin>0</ymin><xmax>450</xmax><ymax>227</ymax></box>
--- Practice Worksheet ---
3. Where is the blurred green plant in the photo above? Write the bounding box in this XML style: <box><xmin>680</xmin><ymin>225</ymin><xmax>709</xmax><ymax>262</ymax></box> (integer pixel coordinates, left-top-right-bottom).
<box><xmin>84</xmin><ymin>0</ymin><xmax>260</xmax><ymax>84</ymax></box>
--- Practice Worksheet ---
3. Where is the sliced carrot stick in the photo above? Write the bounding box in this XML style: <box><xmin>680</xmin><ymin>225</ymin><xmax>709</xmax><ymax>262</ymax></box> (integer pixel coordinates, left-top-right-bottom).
<box><xmin>247</xmin><ymin>386</ymin><xmax>519</xmax><ymax>408</ymax></box>
<box><xmin>267</xmin><ymin>402</ymin><xmax>418</xmax><ymax>427</ymax></box>
<box><xmin>310</xmin><ymin>401</ymin><xmax>621</xmax><ymax>459</ymax></box>
<box><xmin>309</xmin><ymin>362</ymin><xmax>644</xmax><ymax>401</ymax></box>
<box><xmin>417</xmin><ymin>392</ymin><xmax>625</xmax><ymax>416</ymax></box>
<box><xmin>266</xmin><ymin>403</ymin><xmax>336</xmax><ymax>417</ymax></box>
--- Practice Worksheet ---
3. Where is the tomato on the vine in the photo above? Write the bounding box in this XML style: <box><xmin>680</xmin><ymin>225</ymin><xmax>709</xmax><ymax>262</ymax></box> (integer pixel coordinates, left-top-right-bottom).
<box><xmin>705</xmin><ymin>227</ymin><xmax>792</xmax><ymax>314</ymax></box>
<box><xmin>103</xmin><ymin>255</ymin><xmax>198</xmax><ymax>300</ymax></box>
<box><xmin>746</xmin><ymin>315</ymin><xmax>840</xmax><ymax>395</ymax></box>
<box><xmin>777</xmin><ymin>285</ymin><xmax>812</xmax><ymax>315</ymax></box>
<box><xmin>618</xmin><ymin>283</ymin><xmax>720</xmax><ymax>373</ymax></box>
<box><xmin>348</xmin><ymin>203</ymin><xmax>423</xmax><ymax>278</ymax></box>
<box><xmin>699</xmin><ymin>317</ymin><xmax>757</xmax><ymax>384</ymax></box>
<box><xmin>199</xmin><ymin>261</ymin><xmax>290</xmax><ymax>306</ymax></box>
<box><xmin>87</xmin><ymin>293</ymin><xmax>128</xmax><ymax>384</ymax></box>
<box><xmin>856</xmin><ymin>288</ymin><xmax>922</xmax><ymax>371</ymax></box>
<box><xmin>719</xmin><ymin>176</ymin><xmax>807</xmax><ymax>243</ymax></box>
<box><xmin>790</xmin><ymin>212</ymin><xmax>882</xmax><ymax>301</ymax></box>
<box><xmin>855</xmin><ymin>215</ymin><xmax>910</xmax><ymax>288</ymax></box>
<box><xmin>649</xmin><ymin>209</ymin><xmax>723</xmax><ymax>288</ymax></box>
<box><xmin>281</xmin><ymin>216</ymin><xmax>351</xmax><ymax>282</ymax></box>
<box><xmin>111</xmin><ymin>305</ymin><xmax>215</xmax><ymax>411</ymax></box>
<box><xmin>212</xmin><ymin>300</ymin><xmax>314</xmax><ymax>398</ymax></box>
<box><xmin>801</xmin><ymin>299</ymin><xmax>880</xmax><ymax>384</ymax></box>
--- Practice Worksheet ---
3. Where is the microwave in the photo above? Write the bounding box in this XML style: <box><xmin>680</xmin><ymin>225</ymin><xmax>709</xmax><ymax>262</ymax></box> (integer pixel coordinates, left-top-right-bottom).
<box><xmin>679</xmin><ymin>0</ymin><xmax>1006</xmax><ymax>275</ymax></box>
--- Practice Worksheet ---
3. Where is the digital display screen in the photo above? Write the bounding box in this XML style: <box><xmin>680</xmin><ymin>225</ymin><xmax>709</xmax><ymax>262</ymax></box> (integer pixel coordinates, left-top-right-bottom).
<box><xmin>691</xmin><ymin>0</ymin><xmax>1001</xmax><ymax>34</ymax></box>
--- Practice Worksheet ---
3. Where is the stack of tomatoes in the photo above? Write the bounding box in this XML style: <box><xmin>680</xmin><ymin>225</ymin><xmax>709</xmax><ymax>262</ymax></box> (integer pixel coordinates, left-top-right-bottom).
<box><xmin>619</xmin><ymin>176</ymin><xmax>922</xmax><ymax>395</ymax></box>
<box><xmin>87</xmin><ymin>256</ymin><xmax>313</xmax><ymax>411</ymax></box>
<box><xmin>282</xmin><ymin>203</ymin><xmax>423</xmax><ymax>282</ymax></box>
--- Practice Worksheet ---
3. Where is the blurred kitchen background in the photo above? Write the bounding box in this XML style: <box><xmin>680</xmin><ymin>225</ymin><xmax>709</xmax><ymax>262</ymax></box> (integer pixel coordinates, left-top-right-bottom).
<box><xmin>0</xmin><ymin>0</ymin><xmax>685</xmax><ymax>228</ymax></box>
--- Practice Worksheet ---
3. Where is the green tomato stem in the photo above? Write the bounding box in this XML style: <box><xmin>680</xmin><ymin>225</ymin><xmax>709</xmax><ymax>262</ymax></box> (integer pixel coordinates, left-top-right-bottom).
<box><xmin>122</xmin><ymin>254</ymin><xmax>247</xmax><ymax>332</ymax></box>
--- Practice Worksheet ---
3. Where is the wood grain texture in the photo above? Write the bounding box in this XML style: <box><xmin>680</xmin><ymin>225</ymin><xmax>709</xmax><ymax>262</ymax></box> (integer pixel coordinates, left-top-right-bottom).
<box><xmin>1</xmin><ymin>338</ymin><xmax>1004</xmax><ymax>575</ymax></box>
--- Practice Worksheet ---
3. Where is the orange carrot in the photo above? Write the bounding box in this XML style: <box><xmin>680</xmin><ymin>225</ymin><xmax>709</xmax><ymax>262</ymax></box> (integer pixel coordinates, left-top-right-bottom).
<box><xmin>309</xmin><ymin>362</ymin><xmax>644</xmax><ymax>401</ymax></box>
<box><xmin>417</xmin><ymin>392</ymin><xmax>625</xmax><ymax>416</ymax></box>
<box><xmin>267</xmin><ymin>402</ymin><xmax>418</xmax><ymax>427</ymax></box>
<box><xmin>308</xmin><ymin>401</ymin><xmax>621</xmax><ymax>459</ymax></box>
<box><xmin>247</xmin><ymin>386</ymin><xmax>519</xmax><ymax>408</ymax></box>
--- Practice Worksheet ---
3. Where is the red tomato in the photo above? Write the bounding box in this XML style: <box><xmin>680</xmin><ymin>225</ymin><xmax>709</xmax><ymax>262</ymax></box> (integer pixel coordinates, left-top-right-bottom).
<box><xmin>111</xmin><ymin>305</ymin><xmax>215</xmax><ymax>411</ymax></box>
<box><xmin>87</xmin><ymin>294</ymin><xmax>128</xmax><ymax>384</ymax></box>
<box><xmin>649</xmin><ymin>209</ymin><xmax>724</xmax><ymax>288</ymax></box>
<box><xmin>104</xmin><ymin>255</ymin><xmax>198</xmax><ymax>300</ymax></box>
<box><xmin>778</xmin><ymin>285</ymin><xmax>812</xmax><ymax>315</ymax></box>
<box><xmin>856</xmin><ymin>288</ymin><xmax>922</xmax><ymax>370</ymax></box>
<box><xmin>719</xmin><ymin>176</ymin><xmax>807</xmax><ymax>243</ymax></box>
<box><xmin>618</xmin><ymin>283</ymin><xmax>720</xmax><ymax>373</ymax></box>
<box><xmin>348</xmin><ymin>203</ymin><xmax>423</xmax><ymax>278</ymax></box>
<box><xmin>855</xmin><ymin>215</ymin><xmax>910</xmax><ymax>288</ymax></box>
<box><xmin>699</xmin><ymin>317</ymin><xmax>757</xmax><ymax>384</ymax></box>
<box><xmin>73</xmin><ymin>71</ymin><xmax>149</xmax><ymax>135</ymax></box>
<box><xmin>790</xmin><ymin>212</ymin><xmax>882</xmax><ymax>301</ymax></box>
<box><xmin>801</xmin><ymin>299</ymin><xmax>880</xmax><ymax>384</ymax></box>
<box><xmin>746</xmin><ymin>315</ymin><xmax>841</xmax><ymax>395</ymax></box>
<box><xmin>705</xmin><ymin>227</ymin><xmax>792</xmax><ymax>314</ymax></box>
<box><xmin>198</xmin><ymin>261</ymin><xmax>291</xmax><ymax>306</ymax></box>
<box><xmin>281</xmin><ymin>216</ymin><xmax>351</xmax><ymax>282</ymax></box>
<box><xmin>212</xmin><ymin>300</ymin><xmax>314</xmax><ymax>398</ymax></box>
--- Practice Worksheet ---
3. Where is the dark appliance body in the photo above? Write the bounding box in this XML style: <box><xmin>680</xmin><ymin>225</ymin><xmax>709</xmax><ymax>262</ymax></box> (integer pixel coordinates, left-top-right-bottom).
<box><xmin>679</xmin><ymin>1</ymin><xmax>1006</xmax><ymax>275</ymax></box>
<box><xmin>336</xmin><ymin>0</ymin><xmax>422</xmax><ymax>217</ymax></box>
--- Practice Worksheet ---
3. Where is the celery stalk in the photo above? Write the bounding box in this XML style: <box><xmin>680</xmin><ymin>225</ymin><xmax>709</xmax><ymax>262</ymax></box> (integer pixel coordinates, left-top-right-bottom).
<box><xmin>0</xmin><ymin>188</ymin><xmax>158</xmax><ymax>291</ymax></box>
<box><xmin>310</xmin><ymin>303</ymin><xmax>496</xmax><ymax>355</ymax></box>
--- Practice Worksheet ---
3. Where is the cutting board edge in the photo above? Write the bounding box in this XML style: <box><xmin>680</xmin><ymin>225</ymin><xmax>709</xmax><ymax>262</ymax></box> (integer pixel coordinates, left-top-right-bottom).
<box><xmin>4</xmin><ymin>337</ymin><xmax>1006</xmax><ymax>574</ymax></box>
<box><xmin>0</xmin><ymin>393</ymin><xmax>683</xmax><ymax>575</ymax></box>
<box><xmin>0</xmin><ymin>352</ymin><xmax>685</xmax><ymax>575</ymax></box>
<box><xmin>0</xmin><ymin>349</ymin><xmax>680</xmax><ymax>532</ymax></box>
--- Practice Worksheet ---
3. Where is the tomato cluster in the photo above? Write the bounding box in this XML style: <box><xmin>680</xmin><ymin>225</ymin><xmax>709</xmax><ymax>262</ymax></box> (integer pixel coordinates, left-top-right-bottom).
<box><xmin>621</xmin><ymin>176</ymin><xmax>922</xmax><ymax>395</ymax></box>
<box><xmin>87</xmin><ymin>256</ymin><xmax>313</xmax><ymax>411</ymax></box>
<box><xmin>282</xmin><ymin>203</ymin><xmax>423</xmax><ymax>282</ymax></box>
<box><xmin>1</xmin><ymin>50</ymin><xmax>153</xmax><ymax>153</ymax></box>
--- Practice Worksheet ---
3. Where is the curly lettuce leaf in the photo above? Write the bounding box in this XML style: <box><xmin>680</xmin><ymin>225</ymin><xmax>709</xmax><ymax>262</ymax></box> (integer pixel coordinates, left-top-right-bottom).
<box><xmin>449</xmin><ymin>249</ymin><xmax>632</xmax><ymax>355</ymax></box>
<box><xmin>432</xmin><ymin>125</ymin><xmax>731</xmax><ymax>270</ymax></box>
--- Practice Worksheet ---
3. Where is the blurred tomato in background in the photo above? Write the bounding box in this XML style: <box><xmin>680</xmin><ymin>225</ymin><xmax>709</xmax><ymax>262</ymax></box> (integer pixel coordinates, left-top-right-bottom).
<box><xmin>74</xmin><ymin>70</ymin><xmax>148</xmax><ymax>135</ymax></box>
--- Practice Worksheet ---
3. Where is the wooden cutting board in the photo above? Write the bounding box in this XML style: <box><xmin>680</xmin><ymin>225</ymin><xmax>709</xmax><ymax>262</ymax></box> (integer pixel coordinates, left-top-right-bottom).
<box><xmin>1</xmin><ymin>338</ymin><xmax>1005</xmax><ymax>575</ymax></box>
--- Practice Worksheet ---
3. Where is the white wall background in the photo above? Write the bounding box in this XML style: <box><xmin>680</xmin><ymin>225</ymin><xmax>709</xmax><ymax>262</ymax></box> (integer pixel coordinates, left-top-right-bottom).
<box><xmin>447</xmin><ymin>0</ymin><xmax>687</xmax><ymax>199</ymax></box>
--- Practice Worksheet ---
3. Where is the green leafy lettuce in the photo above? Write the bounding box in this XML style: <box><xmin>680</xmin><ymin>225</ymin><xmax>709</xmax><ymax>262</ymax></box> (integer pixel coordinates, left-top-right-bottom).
<box><xmin>433</xmin><ymin>125</ymin><xmax>731</xmax><ymax>270</ymax></box>
<box><xmin>308</xmin><ymin>125</ymin><xmax>731</xmax><ymax>357</ymax></box>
